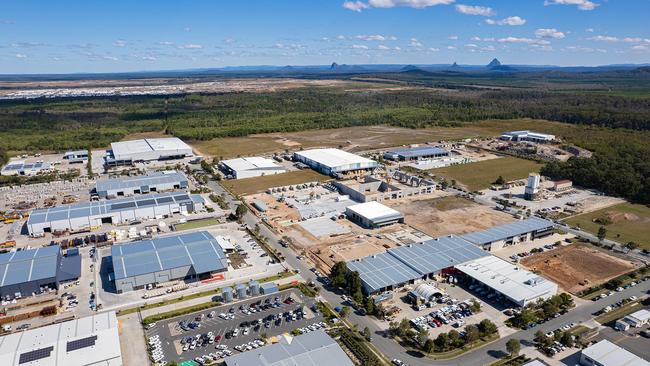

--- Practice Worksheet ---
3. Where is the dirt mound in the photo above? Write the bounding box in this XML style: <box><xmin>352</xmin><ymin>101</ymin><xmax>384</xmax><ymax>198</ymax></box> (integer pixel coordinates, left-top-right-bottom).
<box><xmin>604</xmin><ymin>211</ymin><xmax>640</xmax><ymax>223</ymax></box>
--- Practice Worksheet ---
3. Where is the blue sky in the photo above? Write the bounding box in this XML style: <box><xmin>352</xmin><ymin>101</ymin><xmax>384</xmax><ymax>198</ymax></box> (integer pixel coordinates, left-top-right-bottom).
<box><xmin>1</xmin><ymin>0</ymin><xmax>649</xmax><ymax>74</ymax></box>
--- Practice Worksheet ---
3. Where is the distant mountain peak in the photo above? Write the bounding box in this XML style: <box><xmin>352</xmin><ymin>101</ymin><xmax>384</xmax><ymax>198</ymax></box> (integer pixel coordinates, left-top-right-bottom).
<box><xmin>400</xmin><ymin>64</ymin><xmax>420</xmax><ymax>72</ymax></box>
<box><xmin>330</xmin><ymin>62</ymin><xmax>339</xmax><ymax>70</ymax></box>
<box><xmin>451</xmin><ymin>62</ymin><xmax>459</xmax><ymax>68</ymax></box>
<box><xmin>487</xmin><ymin>58</ymin><xmax>501</xmax><ymax>68</ymax></box>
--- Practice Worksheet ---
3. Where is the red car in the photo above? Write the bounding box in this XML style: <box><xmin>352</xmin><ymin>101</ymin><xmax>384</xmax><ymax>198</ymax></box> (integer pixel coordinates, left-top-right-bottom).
<box><xmin>215</xmin><ymin>335</ymin><xmax>221</xmax><ymax>343</ymax></box>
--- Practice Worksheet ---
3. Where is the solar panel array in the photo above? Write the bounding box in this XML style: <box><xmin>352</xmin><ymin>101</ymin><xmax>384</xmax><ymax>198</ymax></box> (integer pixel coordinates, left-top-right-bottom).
<box><xmin>27</xmin><ymin>192</ymin><xmax>199</xmax><ymax>225</ymax></box>
<box><xmin>0</xmin><ymin>246</ymin><xmax>60</xmax><ymax>287</ymax></box>
<box><xmin>111</xmin><ymin>231</ymin><xmax>227</xmax><ymax>280</ymax></box>
<box><xmin>461</xmin><ymin>217</ymin><xmax>553</xmax><ymax>245</ymax></box>
<box><xmin>66</xmin><ymin>335</ymin><xmax>98</xmax><ymax>352</ymax></box>
<box><xmin>18</xmin><ymin>346</ymin><xmax>54</xmax><ymax>364</ymax></box>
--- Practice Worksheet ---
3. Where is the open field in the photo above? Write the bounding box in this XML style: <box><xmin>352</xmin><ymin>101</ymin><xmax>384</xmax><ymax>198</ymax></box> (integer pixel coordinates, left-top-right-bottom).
<box><xmin>174</xmin><ymin>218</ymin><xmax>222</xmax><ymax>231</ymax></box>
<box><xmin>520</xmin><ymin>244</ymin><xmax>638</xmax><ymax>294</ymax></box>
<box><xmin>429</xmin><ymin>156</ymin><xmax>544</xmax><ymax>192</ymax></box>
<box><xmin>222</xmin><ymin>170</ymin><xmax>329</xmax><ymax>196</ymax></box>
<box><xmin>387</xmin><ymin>195</ymin><xmax>514</xmax><ymax>238</ymax></box>
<box><xmin>564</xmin><ymin>202</ymin><xmax>650</xmax><ymax>250</ymax></box>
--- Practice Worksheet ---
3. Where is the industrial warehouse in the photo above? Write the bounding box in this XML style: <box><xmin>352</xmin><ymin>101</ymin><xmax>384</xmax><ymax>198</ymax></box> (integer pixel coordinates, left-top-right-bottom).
<box><xmin>0</xmin><ymin>311</ymin><xmax>123</xmax><ymax>366</ymax></box>
<box><xmin>94</xmin><ymin>171</ymin><xmax>188</xmax><ymax>199</ymax></box>
<box><xmin>62</xmin><ymin>149</ymin><xmax>89</xmax><ymax>163</ymax></box>
<box><xmin>26</xmin><ymin>192</ymin><xmax>204</xmax><ymax>236</ymax></box>
<box><xmin>347</xmin><ymin>235</ymin><xmax>490</xmax><ymax>294</ymax></box>
<box><xmin>224</xmin><ymin>330</ymin><xmax>354</xmax><ymax>366</ymax></box>
<box><xmin>455</xmin><ymin>255</ymin><xmax>558</xmax><ymax>307</ymax></box>
<box><xmin>580</xmin><ymin>340</ymin><xmax>650</xmax><ymax>366</ymax></box>
<box><xmin>293</xmin><ymin>148</ymin><xmax>378</xmax><ymax>176</ymax></box>
<box><xmin>0</xmin><ymin>245</ymin><xmax>81</xmax><ymax>298</ymax></box>
<box><xmin>461</xmin><ymin>217</ymin><xmax>554</xmax><ymax>251</ymax></box>
<box><xmin>0</xmin><ymin>161</ymin><xmax>52</xmax><ymax>176</ymax></box>
<box><xmin>499</xmin><ymin>130</ymin><xmax>556</xmax><ymax>143</ymax></box>
<box><xmin>383</xmin><ymin>146</ymin><xmax>450</xmax><ymax>161</ymax></box>
<box><xmin>110</xmin><ymin>231</ymin><xmax>228</xmax><ymax>293</ymax></box>
<box><xmin>219</xmin><ymin>157</ymin><xmax>287</xmax><ymax>179</ymax></box>
<box><xmin>345</xmin><ymin>201</ymin><xmax>404</xmax><ymax>228</ymax></box>
<box><xmin>105</xmin><ymin>137</ymin><xmax>193</xmax><ymax>166</ymax></box>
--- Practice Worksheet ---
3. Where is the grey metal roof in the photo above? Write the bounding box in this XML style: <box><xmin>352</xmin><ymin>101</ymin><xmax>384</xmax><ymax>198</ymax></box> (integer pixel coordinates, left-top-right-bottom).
<box><xmin>27</xmin><ymin>192</ymin><xmax>201</xmax><ymax>225</ymax></box>
<box><xmin>1</xmin><ymin>161</ymin><xmax>52</xmax><ymax>173</ymax></box>
<box><xmin>347</xmin><ymin>252</ymin><xmax>421</xmax><ymax>293</ymax></box>
<box><xmin>389</xmin><ymin>236</ymin><xmax>490</xmax><ymax>275</ymax></box>
<box><xmin>0</xmin><ymin>246</ymin><xmax>60</xmax><ymax>287</ymax></box>
<box><xmin>461</xmin><ymin>217</ymin><xmax>553</xmax><ymax>245</ymax></box>
<box><xmin>387</xmin><ymin>146</ymin><xmax>449</xmax><ymax>158</ymax></box>
<box><xmin>111</xmin><ymin>231</ymin><xmax>227</xmax><ymax>280</ymax></box>
<box><xmin>95</xmin><ymin>171</ymin><xmax>187</xmax><ymax>192</ymax></box>
<box><xmin>225</xmin><ymin>330</ymin><xmax>354</xmax><ymax>366</ymax></box>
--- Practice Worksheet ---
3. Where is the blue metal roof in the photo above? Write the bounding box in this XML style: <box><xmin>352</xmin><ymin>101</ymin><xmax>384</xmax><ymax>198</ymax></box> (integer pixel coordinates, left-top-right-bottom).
<box><xmin>27</xmin><ymin>192</ymin><xmax>201</xmax><ymax>225</ymax></box>
<box><xmin>95</xmin><ymin>171</ymin><xmax>187</xmax><ymax>193</ymax></box>
<box><xmin>111</xmin><ymin>231</ymin><xmax>227</xmax><ymax>280</ymax></box>
<box><xmin>0</xmin><ymin>246</ymin><xmax>61</xmax><ymax>287</ymax></box>
<box><xmin>387</xmin><ymin>146</ymin><xmax>449</xmax><ymax>158</ymax></box>
<box><xmin>461</xmin><ymin>217</ymin><xmax>553</xmax><ymax>245</ymax></box>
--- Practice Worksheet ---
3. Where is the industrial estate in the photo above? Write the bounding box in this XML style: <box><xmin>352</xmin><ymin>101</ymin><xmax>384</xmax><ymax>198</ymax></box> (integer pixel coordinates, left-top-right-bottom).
<box><xmin>0</xmin><ymin>122</ymin><xmax>647</xmax><ymax>366</ymax></box>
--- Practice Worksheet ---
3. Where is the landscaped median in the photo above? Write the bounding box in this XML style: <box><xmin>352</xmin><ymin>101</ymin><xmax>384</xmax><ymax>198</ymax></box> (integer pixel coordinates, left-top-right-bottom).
<box><xmin>595</xmin><ymin>299</ymin><xmax>645</xmax><ymax>325</ymax></box>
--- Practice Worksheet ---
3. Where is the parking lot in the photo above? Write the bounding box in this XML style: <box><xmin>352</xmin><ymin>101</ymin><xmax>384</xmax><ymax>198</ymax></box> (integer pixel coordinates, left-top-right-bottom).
<box><xmin>145</xmin><ymin>289</ymin><xmax>325</xmax><ymax>365</ymax></box>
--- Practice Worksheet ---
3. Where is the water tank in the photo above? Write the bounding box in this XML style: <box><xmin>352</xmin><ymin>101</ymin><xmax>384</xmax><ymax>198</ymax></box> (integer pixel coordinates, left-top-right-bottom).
<box><xmin>249</xmin><ymin>281</ymin><xmax>260</xmax><ymax>297</ymax></box>
<box><xmin>236</xmin><ymin>284</ymin><xmax>247</xmax><ymax>299</ymax></box>
<box><xmin>222</xmin><ymin>287</ymin><xmax>233</xmax><ymax>303</ymax></box>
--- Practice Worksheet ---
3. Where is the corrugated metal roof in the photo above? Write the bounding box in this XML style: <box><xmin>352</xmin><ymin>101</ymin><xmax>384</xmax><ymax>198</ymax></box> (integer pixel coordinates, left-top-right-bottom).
<box><xmin>110</xmin><ymin>137</ymin><xmax>192</xmax><ymax>160</ymax></box>
<box><xmin>111</xmin><ymin>231</ymin><xmax>227</xmax><ymax>280</ymax></box>
<box><xmin>221</xmin><ymin>157</ymin><xmax>285</xmax><ymax>172</ymax></box>
<box><xmin>224</xmin><ymin>330</ymin><xmax>354</xmax><ymax>366</ymax></box>
<box><xmin>346</xmin><ymin>201</ymin><xmax>403</xmax><ymax>221</ymax></box>
<box><xmin>294</xmin><ymin>149</ymin><xmax>377</xmax><ymax>170</ymax></box>
<box><xmin>581</xmin><ymin>340</ymin><xmax>650</xmax><ymax>366</ymax></box>
<box><xmin>0</xmin><ymin>246</ymin><xmax>60</xmax><ymax>287</ymax></box>
<box><xmin>27</xmin><ymin>192</ymin><xmax>202</xmax><ymax>225</ymax></box>
<box><xmin>461</xmin><ymin>217</ymin><xmax>553</xmax><ymax>245</ymax></box>
<box><xmin>387</xmin><ymin>146</ymin><xmax>449</xmax><ymax>158</ymax></box>
<box><xmin>95</xmin><ymin>171</ymin><xmax>187</xmax><ymax>192</ymax></box>
<box><xmin>348</xmin><ymin>252</ymin><xmax>421</xmax><ymax>293</ymax></box>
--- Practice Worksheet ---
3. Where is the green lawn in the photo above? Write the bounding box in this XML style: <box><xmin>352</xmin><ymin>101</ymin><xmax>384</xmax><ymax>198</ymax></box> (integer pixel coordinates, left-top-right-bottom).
<box><xmin>564</xmin><ymin>203</ymin><xmax>650</xmax><ymax>250</ymax></box>
<box><xmin>429</xmin><ymin>156</ymin><xmax>544</xmax><ymax>192</ymax></box>
<box><xmin>174</xmin><ymin>218</ymin><xmax>221</xmax><ymax>231</ymax></box>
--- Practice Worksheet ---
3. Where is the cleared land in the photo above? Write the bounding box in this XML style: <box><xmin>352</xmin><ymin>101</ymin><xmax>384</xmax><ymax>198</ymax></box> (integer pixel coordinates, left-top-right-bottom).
<box><xmin>222</xmin><ymin>170</ymin><xmax>329</xmax><ymax>196</ymax></box>
<box><xmin>564</xmin><ymin>202</ymin><xmax>650</xmax><ymax>250</ymax></box>
<box><xmin>429</xmin><ymin>156</ymin><xmax>544</xmax><ymax>191</ymax></box>
<box><xmin>174</xmin><ymin>218</ymin><xmax>221</xmax><ymax>231</ymax></box>
<box><xmin>520</xmin><ymin>244</ymin><xmax>638</xmax><ymax>294</ymax></box>
<box><xmin>387</xmin><ymin>195</ymin><xmax>514</xmax><ymax>238</ymax></box>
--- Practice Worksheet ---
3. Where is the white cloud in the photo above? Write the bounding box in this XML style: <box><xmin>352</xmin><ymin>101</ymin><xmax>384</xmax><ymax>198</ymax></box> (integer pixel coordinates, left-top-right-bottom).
<box><xmin>355</xmin><ymin>34</ymin><xmax>397</xmax><ymax>41</ymax></box>
<box><xmin>179</xmin><ymin>44</ymin><xmax>202</xmax><ymax>49</ymax></box>
<box><xmin>498</xmin><ymin>37</ymin><xmax>550</xmax><ymax>45</ymax></box>
<box><xmin>429</xmin><ymin>47</ymin><xmax>440</xmax><ymax>51</ymax></box>
<box><xmin>223</xmin><ymin>38</ymin><xmax>236</xmax><ymax>44</ymax></box>
<box><xmin>409</xmin><ymin>38</ymin><xmax>424</xmax><ymax>47</ymax></box>
<box><xmin>159</xmin><ymin>41</ymin><xmax>175</xmax><ymax>46</ymax></box>
<box><xmin>485</xmin><ymin>16</ymin><xmax>526</xmax><ymax>26</ymax></box>
<box><xmin>481</xmin><ymin>45</ymin><xmax>496</xmax><ymax>51</ymax></box>
<box><xmin>464</xmin><ymin>43</ymin><xmax>478</xmax><ymax>48</ymax></box>
<box><xmin>15</xmin><ymin>53</ymin><xmax>27</xmax><ymax>59</ymax></box>
<box><xmin>447</xmin><ymin>45</ymin><xmax>457</xmax><ymax>50</ymax></box>
<box><xmin>275</xmin><ymin>43</ymin><xmax>304</xmax><ymax>49</ymax></box>
<box><xmin>113</xmin><ymin>39</ymin><xmax>127</xmax><ymax>47</ymax></box>
<box><xmin>588</xmin><ymin>35</ymin><xmax>617</xmax><ymax>42</ymax></box>
<box><xmin>470</xmin><ymin>36</ymin><xmax>481</xmax><ymax>41</ymax></box>
<box><xmin>337</xmin><ymin>35</ymin><xmax>346</xmax><ymax>40</ymax></box>
<box><xmin>142</xmin><ymin>56</ymin><xmax>156</xmax><ymax>61</ymax></box>
<box><xmin>564</xmin><ymin>45</ymin><xmax>606</xmax><ymax>52</ymax></box>
<box><xmin>183</xmin><ymin>26</ymin><xmax>191</xmax><ymax>32</ymax></box>
<box><xmin>351</xmin><ymin>44</ymin><xmax>369</xmax><ymax>49</ymax></box>
<box><xmin>544</xmin><ymin>0</ymin><xmax>598</xmax><ymax>11</ymax></box>
<box><xmin>343</xmin><ymin>1</ymin><xmax>369</xmax><ymax>11</ymax></box>
<box><xmin>455</xmin><ymin>4</ymin><xmax>495</xmax><ymax>16</ymax></box>
<box><xmin>631</xmin><ymin>45</ymin><xmax>649</xmax><ymax>52</ymax></box>
<box><xmin>535</xmin><ymin>28</ymin><xmax>565</xmax><ymax>39</ymax></box>
<box><xmin>394</xmin><ymin>46</ymin><xmax>402</xmax><ymax>50</ymax></box>
<box><xmin>11</xmin><ymin>42</ymin><xmax>46</xmax><ymax>47</ymax></box>
<box><xmin>377</xmin><ymin>44</ymin><xmax>390</xmax><ymax>50</ymax></box>
<box><xmin>448</xmin><ymin>35</ymin><xmax>459</xmax><ymax>40</ymax></box>
<box><xmin>585</xmin><ymin>28</ymin><xmax>594</xmax><ymax>32</ymax></box>
<box><xmin>102</xmin><ymin>55</ymin><xmax>118</xmax><ymax>61</ymax></box>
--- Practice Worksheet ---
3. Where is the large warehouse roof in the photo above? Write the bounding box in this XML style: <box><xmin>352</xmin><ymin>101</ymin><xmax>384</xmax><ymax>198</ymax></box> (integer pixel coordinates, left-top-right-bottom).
<box><xmin>387</xmin><ymin>146</ymin><xmax>449</xmax><ymax>159</ymax></box>
<box><xmin>581</xmin><ymin>340</ymin><xmax>649</xmax><ymax>366</ymax></box>
<box><xmin>346</xmin><ymin>201</ymin><xmax>403</xmax><ymax>221</ymax></box>
<box><xmin>95</xmin><ymin>171</ymin><xmax>187</xmax><ymax>193</ymax></box>
<box><xmin>111</xmin><ymin>231</ymin><xmax>227</xmax><ymax>280</ymax></box>
<box><xmin>1</xmin><ymin>161</ymin><xmax>52</xmax><ymax>175</ymax></box>
<box><xmin>455</xmin><ymin>256</ymin><xmax>557</xmax><ymax>305</ymax></box>
<box><xmin>27</xmin><ymin>192</ymin><xmax>201</xmax><ymax>226</ymax></box>
<box><xmin>461</xmin><ymin>217</ymin><xmax>553</xmax><ymax>245</ymax></box>
<box><xmin>110</xmin><ymin>137</ymin><xmax>192</xmax><ymax>161</ymax></box>
<box><xmin>295</xmin><ymin>149</ymin><xmax>376</xmax><ymax>169</ymax></box>
<box><xmin>0</xmin><ymin>311</ymin><xmax>122</xmax><ymax>366</ymax></box>
<box><xmin>221</xmin><ymin>157</ymin><xmax>283</xmax><ymax>172</ymax></box>
<box><xmin>348</xmin><ymin>252</ymin><xmax>421</xmax><ymax>293</ymax></box>
<box><xmin>224</xmin><ymin>330</ymin><xmax>353</xmax><ymax>366</ymax></box>
<box><xmin>0</xmin><ymin>246</ymin><xmax>60</xmax><ymax>287</ymax></box>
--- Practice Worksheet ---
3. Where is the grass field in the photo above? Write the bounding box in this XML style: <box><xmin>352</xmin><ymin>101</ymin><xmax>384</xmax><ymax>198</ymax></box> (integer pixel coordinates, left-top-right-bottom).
<box><xmin>174</xmin><ymin>218</ymin><xmax>221</xmax><ymax>231</ymax></box>
<box><xmin>564</xmin><ymin>202</ymin><xmax>650</xmax><ymax>250</ymax></box>
<box><xmin>429</xmin><ymin>156</ymin><xmax>544</xmax><ymax>191</ymax></box>
<box><xmin>222</xmin><ymin>170</ymin><xmax>330</xmax><ymax>196</ymax></box>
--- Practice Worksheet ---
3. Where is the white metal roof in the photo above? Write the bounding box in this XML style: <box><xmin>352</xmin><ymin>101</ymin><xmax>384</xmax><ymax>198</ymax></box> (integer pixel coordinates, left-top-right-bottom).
<box><xmin>294</xmin><ymin>148</ymin><xmax>375</xmax><ymax>169</ymax></box>
<box><xmin>0</xmin><ymin>311</ymin><xmax>122</xmax><ymax>366</ymax></box>
<box><xmin>346</xmin><ymin>201</ymin><xmax>402</xmax><ymax>221</ymax></box>
<box><xmin>110</xmin><ymin>137</ymin><xmax>192</xmax><ymax>160</ymax></box>
<box><xmin>455</xmin><ymin>256</ymin><xmax>557</xmax><ymax>304</ymax></box>
<box><xmin>627</xmin><ymin>309</ymin><xmax>650</xmax><ymax>322</ymax></box>
<box><xmin>581</xmin><ymin>340</ymin><xmax>650</xmax><ymax>366</ymax></box>
<box><xmin>221</xmin><ymin>157</ymin><xmax>284</xmax><ymax>172</ymax></box>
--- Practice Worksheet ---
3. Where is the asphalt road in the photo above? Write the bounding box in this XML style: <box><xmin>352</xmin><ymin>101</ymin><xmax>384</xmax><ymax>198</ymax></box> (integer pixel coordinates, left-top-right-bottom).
<box><xmin>208</xmin><ymin>177</ymin><xmax>650</xmax><ymax>366</ymax></box>
<box><xmin>147</xmin><ymin>289</ymin><xmax>324</xmax><ymax>364</ymax></box>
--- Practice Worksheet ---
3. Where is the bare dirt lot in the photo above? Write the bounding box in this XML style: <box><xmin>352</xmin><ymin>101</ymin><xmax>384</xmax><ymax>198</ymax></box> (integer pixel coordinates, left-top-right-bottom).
<box><xmin>520</xmin><ymin>244</ymin><xmax>639</xmax><ymax>294</ymax></box>
<box><xmin>386</xmin><ymin>195</ymin><xmax>514</xmax><ymax>237</ymax></box>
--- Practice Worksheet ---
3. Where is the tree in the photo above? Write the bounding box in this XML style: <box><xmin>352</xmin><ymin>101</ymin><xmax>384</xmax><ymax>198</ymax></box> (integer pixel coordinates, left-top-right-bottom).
<box><xmin>478</xmin><ymin>319</ymin><xmax>498</xmax><ymax>337</ymax></box>
<box><xmin>364</xmin><ymin>298</ymin><xmax>375</xmax><ymax>316</ymax></box>
<box><xmin>346</xmin><ymin>271</ymin><xmax>364</xmax><ymax>304</ymax></box>
<box><xmin>560</xmin><ymin>331</ymin><xmax>574</xmax><ymax>347</ymax></box>
<box><xmin>363</xmin><ymin>326</ymin><xmax>372</xmax><ymax>341</ymax></box>
<box><xmin>448</xmin><ymin>329</ymin><xmax>461</xmax><ymax>348</ymax></box>
<box><xmin>235</xmin><ymin>203</ymin><xmax>248</xmax><ymax>219</ymax></box>
<box><xmin>339</xmin><ymin>306</ymin><xmax>350</xmax><ymax>318</ymax></box>
<box><xmin>465</xmin><ymin>324</ymin><xmax>480</xmax><ymax>343</ymax></box>
<box><xmin>398</xmin><ymin>318</ymin><xmax>411</xmax><ymax>337</ymax></box>
<box><xmin>495</xmin><ymin>175</ymin><xmax>505</xmax><ymax>185</ymax></box>
<box><xmin>424</xmin><ymin>339</ymin><xmax>436</xmax><ymax>354</ymax></box>
<box><xmin>434</xmin><ymin>333</ymin><xmax>449</xmax><ymax>352</ymax></box>
<box><xmin>417</xmin><ymin>328</ymin><xmax>429</xmax><ymax>346</ymax></box>
<box><xmin>542</xmin><ymin>301</ymin><xmax>559</xmax><ymax>319</ymax></box>
<box><xmin>625</xmin><ymin>241</ymin><xmax>640</xmax><ymax>250</ymax></box>
<box><xmin>469</xmin><ymin>300</ymin><xmax>481</xmax><ymax>313</ymax></box>
<box><xmin>329</xmin><ymin>261</ymin><xmax>348</xmax><ymax>288</ymax></box>
<box><xmin>440</xmin><ymin>179</ymin><xmax>449</xmax><ymax>189</ymax></box>
<box><xmin>597</xmin><ymin>226</ymin><xmax>607</xmax><ymax>241</ymax></box>
<box><xmin>513</xmin><ymin>308</ymin><xmax>537</xmax><ymax>328</ymax></box>
<box><xmin>506</xmin><ymin>339</ymin><xmax>521</xmax><ymax>357</ymax></box>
